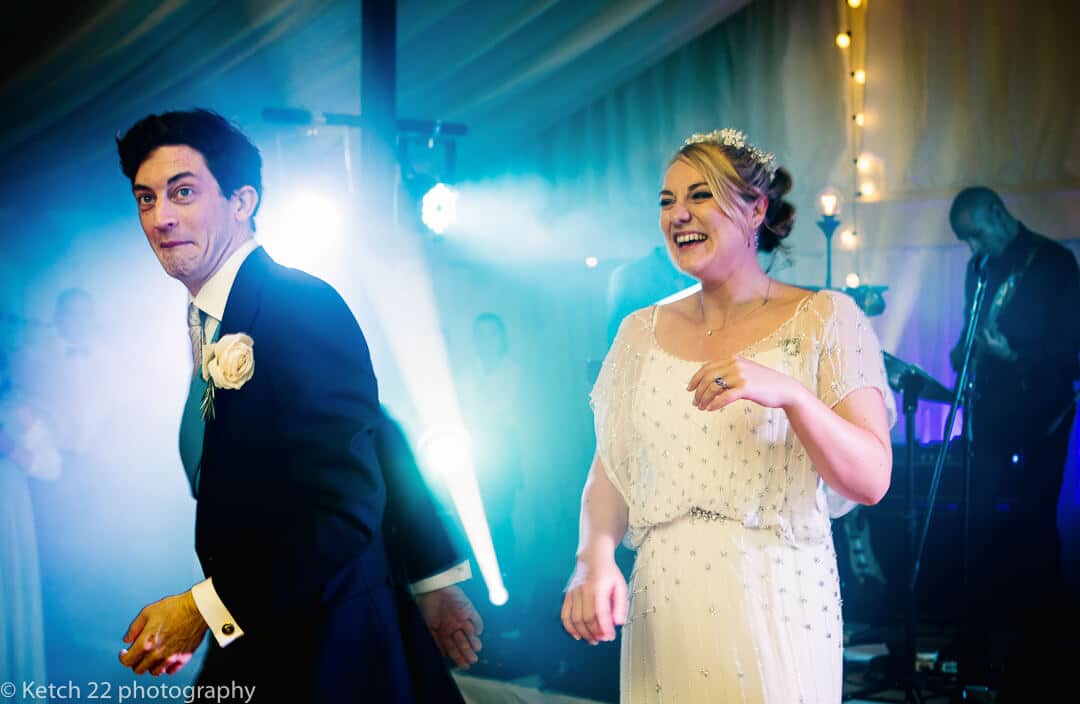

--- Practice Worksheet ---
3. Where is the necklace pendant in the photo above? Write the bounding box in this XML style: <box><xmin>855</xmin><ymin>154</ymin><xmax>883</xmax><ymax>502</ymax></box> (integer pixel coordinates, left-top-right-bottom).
<box><xmin>706</xmin><ymin>329</ymin><xmax>713</xmax><ymax>337</ymax></box>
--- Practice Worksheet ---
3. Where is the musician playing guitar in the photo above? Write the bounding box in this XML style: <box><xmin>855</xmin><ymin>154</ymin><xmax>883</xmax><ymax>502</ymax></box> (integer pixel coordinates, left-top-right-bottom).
<box><xmin>947</xmin><ymin>187</ymin><xmax>1080</xmax><ymax>702</ymax></box>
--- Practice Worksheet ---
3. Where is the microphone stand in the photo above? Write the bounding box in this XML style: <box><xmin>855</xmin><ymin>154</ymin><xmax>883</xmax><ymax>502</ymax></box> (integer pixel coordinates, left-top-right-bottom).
<box><xmin>847</xmin><ymin>256</ymin><xmax>990</xmax><ymax>703</ymax></box>
<box><xmin>912</xmin><ymin>259</ymin><xmax>989</xmax><ymax>592</ymax></box>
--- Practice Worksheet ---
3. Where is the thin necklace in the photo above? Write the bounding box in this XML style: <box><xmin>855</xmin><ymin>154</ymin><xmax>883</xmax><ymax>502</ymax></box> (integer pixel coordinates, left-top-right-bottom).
<box><xmin>701</xmin><ymin>278</ymin><xmax>772</xmax><ymax>337</ymax></box>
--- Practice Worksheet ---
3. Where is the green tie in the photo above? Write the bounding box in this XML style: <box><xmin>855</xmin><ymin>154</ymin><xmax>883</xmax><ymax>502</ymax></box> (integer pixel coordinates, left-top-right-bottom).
<box><xmin>178</xmin><ymin>311</ymin><xmax>218</xmax><ymax>498</ymax></box>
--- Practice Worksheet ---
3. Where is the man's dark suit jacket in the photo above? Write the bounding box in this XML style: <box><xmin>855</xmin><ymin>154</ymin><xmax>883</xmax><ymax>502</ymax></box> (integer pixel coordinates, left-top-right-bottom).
<box><xmin>193</xmin><ymin>247</ymin><xmax>463</xmax><ymax>703</ymax></box>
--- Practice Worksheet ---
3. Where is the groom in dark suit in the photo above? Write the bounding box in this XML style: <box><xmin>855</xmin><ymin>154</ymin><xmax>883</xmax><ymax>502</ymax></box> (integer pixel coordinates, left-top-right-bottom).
<box><xmin>115</xmin><ymin>109</ymin><xmax>470</xmax><ymax>702</ymax></box>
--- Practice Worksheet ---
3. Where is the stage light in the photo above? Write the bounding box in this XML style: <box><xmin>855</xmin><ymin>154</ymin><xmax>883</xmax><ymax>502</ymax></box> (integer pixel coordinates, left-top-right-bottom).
<box><xmin>836</xmin><ymin>32</ymin><xmax>851</xmax><ymax>49</ymax></box>
<box><xmin>854</xmin><ymin>112</ymin><xmax>866</xmax><ymax>126</ymax></box>
<box><xmin>840</xmin><ymin>229</ymin><xmax>858</xmax><ymax>250</ymax></box>
<box><xmin>846</xmin><ymin>272</ymin><xmax>861</xmax><ymax>288</ymax></box>
<box><xmin>585</xmin><ymin>256</ymin><xmax>599</xmax><ymax>268</ymax></box>
<box><xmin>421</xmin><ymin>183</ymin><xmax>458</xmax><ymax>235</ymax></box>
<box><xmin>853</xmin><ymin>69</ymin><xmax>866</xmax><ymax>85</ymax></box>
<box><xmin>258</xmin><ymin>189</ymin><xmax>343</xmax><ymax>277</ymax></box>
<box><xmin>282</xmin><ymin>190</ymin><xmax>343</xmax><ymax>237</ymax></box>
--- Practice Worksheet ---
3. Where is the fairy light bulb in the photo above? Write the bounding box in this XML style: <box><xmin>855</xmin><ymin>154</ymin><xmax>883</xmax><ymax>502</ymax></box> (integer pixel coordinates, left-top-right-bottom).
<box><xmin>854</xmin><ymin>112</ymin><xmax>866</xmax><ymax>126</ymax></box>
<box><xmin>860</xmin><ymin>181</ymin><xmax>876</xmax><ymax>198</ymax></box>
<box><xmin>856</xmin><ymin>154</ymin><xmax>873</xmax><ymax>173</ymax></box>
<box><xmin>846</xmin><ymin>272</ymin><xmax>861</xmax><ymax>288</ymax></box>
<box><xmin>848</xmin><ymin>0</ymin><xmax>863</xmax><ymax>7</ymax></box>
<box><xmin>836</xmin><ymin>32</ymin><xmax>851</xmax><ymax>49</ymax></box>
<box><xmin>852</xmin><ymin>69</ymin><xmax>866</xmax><ymax>85</ymax></box>
<box><xmin>840</xmin><ymin>229</ymin><xmax>858</xmax><ymax>249</ymax></box>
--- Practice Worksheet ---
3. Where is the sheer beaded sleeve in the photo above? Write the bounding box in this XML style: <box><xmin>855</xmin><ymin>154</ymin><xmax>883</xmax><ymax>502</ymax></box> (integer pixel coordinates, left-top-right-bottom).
<box><xmin>589</xmin><ymin>308</ymin><xmax>652</xmax><ymax>502</ymax></box>
<box><xmin>816</xmin><ymin>291</ymin><xmax>897</xmax><ymax>428</ymax></box>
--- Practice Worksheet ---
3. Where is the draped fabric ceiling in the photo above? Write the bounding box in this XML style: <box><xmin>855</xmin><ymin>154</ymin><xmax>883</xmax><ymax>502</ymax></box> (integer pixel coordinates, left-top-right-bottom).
<box><xmin>0</xmin><ymin>0</ymin><xmax>748</xmax><ymax>217</ymax></box>
<box><xmin>528</xmin><ymin>0</ymin><xmax>1080</xmax><ymax>259</ymax></box>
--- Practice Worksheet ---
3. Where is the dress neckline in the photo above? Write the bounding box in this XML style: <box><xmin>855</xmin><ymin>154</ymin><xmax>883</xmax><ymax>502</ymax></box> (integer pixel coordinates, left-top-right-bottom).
<box><xmin>649</xmin><ymin>291</ymin><xmax>818</xmax><ymax>364</ymax></box>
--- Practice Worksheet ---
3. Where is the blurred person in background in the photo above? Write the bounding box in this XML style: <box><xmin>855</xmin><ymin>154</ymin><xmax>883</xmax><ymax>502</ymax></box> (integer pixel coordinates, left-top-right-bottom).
<box><xmin>0</xmin><ymin>347</ymin><xmax>60</xmax><ymax>687</ymax></box>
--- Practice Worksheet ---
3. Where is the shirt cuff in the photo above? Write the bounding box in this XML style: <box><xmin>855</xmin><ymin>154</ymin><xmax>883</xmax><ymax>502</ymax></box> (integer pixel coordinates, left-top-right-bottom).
<box><xmin>410</xmin><ymin>561</ymin><xmax>472</xmax><ymax>595</ymax></box>
<box><xmin>191</xmin><ymin>578</ymin><xmax>245</xmax><ymax>647</ymax></box>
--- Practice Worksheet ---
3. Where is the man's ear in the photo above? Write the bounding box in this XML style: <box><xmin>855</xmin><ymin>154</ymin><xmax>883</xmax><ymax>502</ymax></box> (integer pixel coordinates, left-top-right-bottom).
<box><xmin>231</xmin><ymin>186</ymin><xmax>259</xmax><ymax>223</ymax></box>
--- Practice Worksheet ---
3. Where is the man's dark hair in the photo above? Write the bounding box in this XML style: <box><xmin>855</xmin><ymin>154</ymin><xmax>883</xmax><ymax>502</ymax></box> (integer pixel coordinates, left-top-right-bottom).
<box><xmin>116</xmin><ymin>109</ymin><xmax>263</xmax><ymax>226</ymax></box>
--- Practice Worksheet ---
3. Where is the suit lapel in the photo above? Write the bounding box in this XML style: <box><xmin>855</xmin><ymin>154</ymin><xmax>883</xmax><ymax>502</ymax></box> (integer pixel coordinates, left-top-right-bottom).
<box><xmin>217</xmin><ymin>246</ymin><xmax>270</xmax><ymax>340</ymax></box>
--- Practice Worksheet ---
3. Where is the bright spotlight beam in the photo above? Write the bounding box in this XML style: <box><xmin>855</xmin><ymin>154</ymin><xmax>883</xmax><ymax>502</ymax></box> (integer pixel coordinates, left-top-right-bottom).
<box><xmin>356</xmin><ymin>219</ymin><xmax>506</xmax><ymax>606</ymax></box>
<box><xmin>419</xmin><ymin>425</ymin><xmax>508</xmax><ymax>605</ymax></box>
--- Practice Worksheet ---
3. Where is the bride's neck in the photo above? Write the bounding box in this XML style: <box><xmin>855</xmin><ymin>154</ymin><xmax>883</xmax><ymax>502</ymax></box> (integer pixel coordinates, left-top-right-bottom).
<box><xmin>698</xmin><ymin>266</ymin><xmax>771</xmax><ymax>312</ymax></box>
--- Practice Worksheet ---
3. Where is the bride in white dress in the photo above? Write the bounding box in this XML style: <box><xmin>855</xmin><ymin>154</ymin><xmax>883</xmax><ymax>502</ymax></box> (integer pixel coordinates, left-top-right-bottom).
<box><xmin>560</xmin><ymin>129</ymin><xmax>896</xmax><ymax>703</ymax></box>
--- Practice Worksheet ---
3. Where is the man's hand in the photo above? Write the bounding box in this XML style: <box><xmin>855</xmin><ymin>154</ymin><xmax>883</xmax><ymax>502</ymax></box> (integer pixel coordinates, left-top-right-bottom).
<box><xmin>980</xmin><ymin>326</ymin><xmax>1017</xmax><ymax>361</ymax></box>
<box><xmin>120</xmin><ymin>591</ymin><xmax>208</xmax><ymax>676</ymax></box>
<box><xmin>415</xmin><ymin>585</ymin><xmax>483</xmax><ymax>669</ymax></box>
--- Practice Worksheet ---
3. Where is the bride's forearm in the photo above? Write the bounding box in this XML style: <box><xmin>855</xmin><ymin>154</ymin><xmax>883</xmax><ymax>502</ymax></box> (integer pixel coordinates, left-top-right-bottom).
<box><xmin>782</xmin><ymin>385</ymin><xmax>892</xmax><ymax>505</ymax></box>
<box><xmin>575</xmin><ymin>454</ymin><xmax>629</xmax><ymax>563</ymax></box>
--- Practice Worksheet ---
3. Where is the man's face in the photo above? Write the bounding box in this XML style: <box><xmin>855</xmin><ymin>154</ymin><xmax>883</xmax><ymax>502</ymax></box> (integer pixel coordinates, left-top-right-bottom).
<box><xmin>132</xmin><ymin>145</ymin><xmax>242</xmax><ymax>292</ymax></box>
<box><xmin>952</xmin><ymin>206</ymin><xmax>1010</xmax><ymax>258</ymax></box>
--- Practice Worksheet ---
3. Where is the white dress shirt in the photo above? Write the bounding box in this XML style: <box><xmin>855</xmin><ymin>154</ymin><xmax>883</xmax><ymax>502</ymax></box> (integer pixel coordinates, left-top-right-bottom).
<box><xmin>186</xmin><ymin>238</ymin><xmax>470</xmax><ymax>647</ymax></box>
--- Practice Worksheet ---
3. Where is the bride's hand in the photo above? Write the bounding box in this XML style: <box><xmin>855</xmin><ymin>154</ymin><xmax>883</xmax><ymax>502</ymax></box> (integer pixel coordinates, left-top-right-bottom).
<box><xmin>560</xmin><ymin>554</ymin><xmax>627</xmax><ymax>645</ymax></box>
<box><xmin>687</xmin><ymin>355</ymin><xmax>805</xmax><ymax>412</ymax></box>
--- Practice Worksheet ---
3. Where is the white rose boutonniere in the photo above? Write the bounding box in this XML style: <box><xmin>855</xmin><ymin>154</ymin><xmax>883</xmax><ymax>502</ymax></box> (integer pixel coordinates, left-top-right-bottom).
<box><xmin>200</xmin><ymin>333</ymin><xmax>255</xmax><ymax>420</ymax></box>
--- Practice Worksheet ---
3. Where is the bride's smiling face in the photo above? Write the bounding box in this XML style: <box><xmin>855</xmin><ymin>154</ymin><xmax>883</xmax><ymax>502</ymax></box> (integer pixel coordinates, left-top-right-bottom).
<box><xmin>659</xmin><ymin>159</ymin><xmax>761</xmax><ymax>279</ymax></box>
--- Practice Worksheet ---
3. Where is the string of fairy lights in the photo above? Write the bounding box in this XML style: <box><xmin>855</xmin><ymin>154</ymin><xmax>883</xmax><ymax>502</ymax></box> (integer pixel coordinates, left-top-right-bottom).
<box><xmin>818</xmin><ymin>0</ymin><xmax>881</xmax><ymax>291</ymax></box>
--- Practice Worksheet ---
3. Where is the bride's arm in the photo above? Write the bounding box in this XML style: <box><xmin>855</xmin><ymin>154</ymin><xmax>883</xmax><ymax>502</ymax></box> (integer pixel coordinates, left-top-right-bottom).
<box><xmin>782</xmin><ymin>386</ymin><xmax>892</xmax><ymax>505</ymax></box>
<box><xmin>560</xmin><ymin>454</ymin><xmax>629</xmax><ymax>645</ymax></box>
<box><xmin>690</xmin><ymin>361</ymin><xmax>891</xmax><ymax>506</ymax></box>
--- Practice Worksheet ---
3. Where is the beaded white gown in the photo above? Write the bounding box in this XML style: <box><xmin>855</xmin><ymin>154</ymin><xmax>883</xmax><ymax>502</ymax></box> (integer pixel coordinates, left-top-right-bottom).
<box><xmin>592</xmin><ymin>291</ymin><xmax>896</xmax><ymax>704</ymax></box>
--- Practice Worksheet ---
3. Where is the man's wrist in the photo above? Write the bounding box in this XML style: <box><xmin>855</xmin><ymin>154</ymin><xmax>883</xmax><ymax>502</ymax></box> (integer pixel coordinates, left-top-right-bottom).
<box><xmin>183</xmin><ymin>590</ymin><xmax>208</xmax><ymax>628</ymax></box>
<box><xmin>191</xmin><ymin>578</ymin><xmax>244</xmax><ymax>646</ymax></box>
